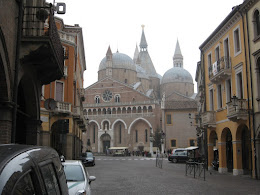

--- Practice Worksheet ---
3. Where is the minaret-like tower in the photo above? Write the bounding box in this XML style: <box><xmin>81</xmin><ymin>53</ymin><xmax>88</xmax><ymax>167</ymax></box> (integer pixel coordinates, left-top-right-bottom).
<box><xmin>106</xmin><ymin>45</ymin><xmax>113</xmax><ymax>77</ymax></box>
<box><xmin>173</xmin><ymin>40</ymin><xmax>183</xmax><ymax>68</ymax></box>
<box><xmin>140</xmin><ymin>25</ymin><xmax>148</xmax><ymax>51</ymax></box>
<box><xmin>133</xmin><ymin>44</ymin><xmax>139</xmax><ymax>64</ymax></box>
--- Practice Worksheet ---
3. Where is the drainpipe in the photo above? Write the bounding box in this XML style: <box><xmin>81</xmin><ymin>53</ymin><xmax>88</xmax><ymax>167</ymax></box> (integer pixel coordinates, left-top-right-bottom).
<box><xmin>240</xmin><ymin>10</ymin><xmax>257</xmax><ymax>179</ymax></box>
<box><xmin>11</xmin><ymin>0</ymin><xmax>23</xmax><ymax>143</ymax></box>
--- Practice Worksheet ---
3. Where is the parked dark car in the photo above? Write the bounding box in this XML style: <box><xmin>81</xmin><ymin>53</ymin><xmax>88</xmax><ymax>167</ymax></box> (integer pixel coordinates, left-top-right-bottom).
<box><xmin>170</xmin><ymin>150</ymin><xmax>188</xmax><ymax>163</ymax></box>
<box><xmin>80</xmin><ymin>152</ymin><xmax>95</xmax><ymax>166</ymax></box>
<box><xmin>0</xmin><ymin>144</ymin><xmax>69</xmax><ymax>195</ymax></box>
<box><xmin>168</xmin><ymin>148</ymin><xmax>187</xmax><ymax>162</ymax></box>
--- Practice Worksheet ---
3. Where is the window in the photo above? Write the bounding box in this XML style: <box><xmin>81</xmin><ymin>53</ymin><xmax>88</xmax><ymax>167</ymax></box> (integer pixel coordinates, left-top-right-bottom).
<box><xmin>93</xmin><ymin>126</ymin><xmax>95</xmax><ymax>143</ymax></box>
<box><xmin>115</xmin><ymin>95</ymin><xmax>120</xmax><ymax>103</ymax></box>
<box><xmin>135</xmin><ymin>130</ymin><xmax>138</xmax><ymax>142</ymax></box>
<box><xmin>215</xmin><ymin>46</ymin><xmax>220</xmax><ymax>62</ymax></box>
<box><xmin>253</xmin><ymin>10</ymin><xmax>260</xmax><ymax>38</ymax></box>
<box><xmin>145</xmin><ymin>129</ymin><xmax>148</xmax><ymax>142</ymax></box>
<box><xmin>237</xmin><ymin>72</ymin><xmax>243</xmax><ymax>99</ymax></box>
<box><xmin>233</xmin><ymin>27</ymin><xmax>241</xmax><ymax>55</ymax></box>
<box><xmin>171</xmin><ymin>139</ymin><xmax>176</xmax><ymax>147</ymax></box>
<box><xmin>217</xmin><ymin>84</ymin><xmax>222</xmax><ymax>109</ymax></box>
<box><xmin>208</xmin><ymin>53</ymin><xmax>212</xmax><ymax>76</ymax></box>
<box><xmin>224</xmin><ymin>38</ymin><xmax>230</xmax><ymax>68</ymax></box>
<box><xmin>189</xmin><ymin>139</ymin><xmax>196</xmax><ymax>146</ymax></box>
<box><xmin>55</xmin><ymin>81</ymin><xmax>64</xmax><ymax>102</ymax></box>
<box><xmin>125</xmin><ymin>79</ymin><xmax>127</xmax><ymax>84</ymax></box>
<box><xmin>209</xmin><ymin>88</ymin><xmax>214</xmax><ymax>111</ymax></box>
<box><xmin>226</xmin><ymin>79</ymin><xmax>232</xmax><ymax>103</ymax></box>
<box><xmin>13</xmin><ymin>172</ymin><xmax>36</xmax><ymax>195</ymax></box>
<box><xmin>166</xmin><ymin>114</ymin><xmax>172</xmax><ymax>124</ymax></box>
<box><xmin>119</xmin><ymin>124</ymin><xmax>122</xmax><ymax>144</ymax></box>
<box><xmin>40</xmin><ymin>163</ymin><xmax>61</xmax><ymax>194</ymax></box>
<box><xmin>95</xmin><ymin>96</ymin><xmax>100</xmax><ymax>104</ymax></box>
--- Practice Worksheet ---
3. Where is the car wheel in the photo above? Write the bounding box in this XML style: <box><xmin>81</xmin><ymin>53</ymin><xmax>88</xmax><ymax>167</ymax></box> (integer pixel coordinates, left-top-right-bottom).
<box><xmin>92</xmin><ymin>162</ymin><xmax>95</xmax><ymax>166</ymax></box>
<box><xmin>172</xmin><ymin>159</ymin><xmax>177</xmax><ymax>163</ymax></box>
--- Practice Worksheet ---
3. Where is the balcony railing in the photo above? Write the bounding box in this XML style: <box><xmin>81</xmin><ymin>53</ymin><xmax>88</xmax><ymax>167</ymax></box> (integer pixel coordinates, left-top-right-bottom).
<box><xmin>55</xmin><ymin>101</ymin><xmax>71</xmax><ymax>113</ymax></box>
<box><xmin>85</xmin><ymin>112</ymin><xmax>155</xmax><ymax>119</ymax></box>
<box><xmin>209</xmin><ymin>56</ymin><xmax>232</xmax><ymax>83</ymax></box>
<box><xmin>21</xmin><ymin>4</ymin><xmax>64</xmax><ymax>84</ymax></box>
<box><xmin>84</xmin><ymin>100</ymin><xmax>159</xmax><ymax>108</ymax></box>
<box><xmin>227</xmin><ymin>99</ymin><xmax>248</xmax><ymax>121</ymax></box>
<box><xmin>201</xmin><ymin>111</ymin><xmax>216</xmax><ymax>127</ymax></box>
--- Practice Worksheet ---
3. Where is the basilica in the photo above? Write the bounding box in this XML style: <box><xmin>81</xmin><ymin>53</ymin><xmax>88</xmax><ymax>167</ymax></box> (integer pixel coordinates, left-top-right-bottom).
<box><xmin>82</xmin><ymin>27</ymin><xmax>197</xmax><ymax>154</ymax></box>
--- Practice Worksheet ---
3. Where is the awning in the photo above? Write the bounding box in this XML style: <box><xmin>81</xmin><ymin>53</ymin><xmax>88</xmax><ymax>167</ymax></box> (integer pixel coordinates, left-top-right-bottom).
<box><xmin>186</xmin><ymin>146</ymin><xmax>199</xmax><ymax>150</ymax></box>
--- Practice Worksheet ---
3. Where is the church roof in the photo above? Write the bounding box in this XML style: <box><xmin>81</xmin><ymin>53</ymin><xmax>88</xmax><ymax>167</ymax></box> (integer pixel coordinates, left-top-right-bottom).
<box><xmin>165</xmin><ymin>100</ymin><xmax>197</xmax><ymax>110</ymax></box>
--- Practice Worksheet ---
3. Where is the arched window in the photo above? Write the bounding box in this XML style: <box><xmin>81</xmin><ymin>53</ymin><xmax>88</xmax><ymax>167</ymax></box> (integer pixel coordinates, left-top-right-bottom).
<box><xmin>95</xmin><ymin>95</ymin><xmax>100</xmax><ymax>104</ymax></box>
<box><xmin>253</xmin><ymin>10</ymin><xmax>260</xmax><ymax>38</ymax></box>
<box><xmin>115</xmin><ymin>94</ymin><xmax>120</xmax><ymax>103</ymax></box>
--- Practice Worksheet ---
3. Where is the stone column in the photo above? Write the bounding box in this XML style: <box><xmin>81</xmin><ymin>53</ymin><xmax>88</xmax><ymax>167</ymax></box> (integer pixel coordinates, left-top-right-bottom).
<box><xmin>26</xmin><ymin>119</ymin><xmax>42</xmax><ymax>145</ymax></box>
<box><xmin>207</xmin><ymin>143</ymin><xmax>214</xmax><ymax>170</ymax></box>
<box><xmin>233</xmin><ymin>140</ymin><xmax>243</xmax><ymax>175</ymax></box>
<box><xmin>0</xmin><ymin>103</ymin><xmax>13</xmax><ymax>144</ymax></box>
<box><xmin>218</xmin><ymin>142</ymin><xmax>227</xmax><ymax>173</ymax></box>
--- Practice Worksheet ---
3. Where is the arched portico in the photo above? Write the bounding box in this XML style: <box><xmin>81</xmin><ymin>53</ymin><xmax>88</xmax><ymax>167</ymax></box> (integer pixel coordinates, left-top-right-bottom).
<box><xmin>128</xmin><ymin>117</ymin><xmax>153</xmax><ymax>134</ymax></box>
<box><xmin>218</xmin><ymin>128</ymin><xmax>233</xmax><ymax>174</ymax></box>
<box><xmin>208</xmin><ymin>130</ymin><xmax>218</xmax><ymax>170</ymax></box>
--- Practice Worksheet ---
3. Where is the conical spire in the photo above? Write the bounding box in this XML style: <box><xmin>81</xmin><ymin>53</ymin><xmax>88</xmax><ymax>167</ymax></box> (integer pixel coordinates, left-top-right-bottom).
<box><xmin>174</xmin><ymin>39</ymin><xmax>182</xmax><ymax>58</ymax></box>
<box><xmin>133</xmin><ymin>44</ymin><xmax>139</xmax><ymax>63</ymax></box>
<box><xmin>140</xmin><ymin>25</ymin><xmax>148</xmax><ymax>50</ymax></box>
<box><xmin>106</xmin><ymin>45</ymin><xmax>112</xmax><ymax>61</ymax></box>
<box><xmin>173</xmin><ymin>39</ymin><xmax>183</xmax><ymax>68</ymax></box>
<box><xmin>106</xmin><ymin>45</ymin><xmax>112</xmax><ymax>56</ymax></box>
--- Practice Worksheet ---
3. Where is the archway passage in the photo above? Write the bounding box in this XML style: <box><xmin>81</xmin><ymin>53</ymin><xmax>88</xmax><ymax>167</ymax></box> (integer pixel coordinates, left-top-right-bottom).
<box><xmin>101</xmin><ymin>133</ymin><xmax>111</xmax><ymax>153</ymax></box>
<box><xmin>226</xmin><ymin>129</ymin><xmax>233</xmax><ymax>172</ymax></box>
<box><xmin>237</xmin><ymin>124</ymin><xmax>251</xmax><ymax>174</ymax></box>
<box><xmin>51</xmin><ymin>119</ymin><xmax>69</xmax><ymax>156</ymax></box>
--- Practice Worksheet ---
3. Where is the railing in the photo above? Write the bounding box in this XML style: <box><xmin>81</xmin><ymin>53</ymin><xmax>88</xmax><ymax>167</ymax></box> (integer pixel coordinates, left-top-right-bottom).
<box><xmin>201</xmin><ymin>111</ymin><xmax>216</xmax><ymax>127</ymax></box>
<box><xmin>226</xmin><ymin>99</ymin><xmax>248</xmax><ymax>121</ymax></box>
<box><xmin>84</xmin><ymin>100</ymin><xmax>159</xmax><ymax>108</ymax></box>
<box><xmin>22</xmin><ymin>5</ymin><xmax>64</xmax><ymax>70</ymax></box>
<box><xmin>85</xmin><ymin>112</ymin><xmax>155</xmax><ymax>119</ymax></box>
<box><xmin>56</xmin><ymin>101</ymin><xmax>71</xmax><ymax>113</ymax></box>
<box><xmin>186</xmin><ymin>161</ymin><xmax>206</xmax><ymax>181</ymax></box>
<box><xmin>208</xmin><ymin>56</ymin><xmax>231</xmax><ymax>80</ymax></box>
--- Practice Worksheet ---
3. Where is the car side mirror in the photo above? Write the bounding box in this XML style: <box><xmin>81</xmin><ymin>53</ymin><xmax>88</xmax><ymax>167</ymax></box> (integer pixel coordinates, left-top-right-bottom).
<box><xmin>89</xmin><ymin>176</ymin><xmax>96</xmax><ymax>184</ymax></box>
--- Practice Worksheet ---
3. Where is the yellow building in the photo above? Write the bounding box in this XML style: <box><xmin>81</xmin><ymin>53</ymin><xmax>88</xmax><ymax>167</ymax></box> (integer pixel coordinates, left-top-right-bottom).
<box><xmin>40</xmin><ymin>18</ymin><xmax>86</xmax><ymax>159</ymax></box>
<box><xmin>199</xmin><ymin>4</ymin><xmax>253</xmax><ymax>176</ymax></box>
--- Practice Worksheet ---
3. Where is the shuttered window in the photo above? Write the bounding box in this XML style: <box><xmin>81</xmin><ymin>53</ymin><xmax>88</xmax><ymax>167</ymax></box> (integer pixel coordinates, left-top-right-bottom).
<box><xmin>56</xmin><ymin>82</ymin><xmax>63</xmax><ymax>102</ymax></box>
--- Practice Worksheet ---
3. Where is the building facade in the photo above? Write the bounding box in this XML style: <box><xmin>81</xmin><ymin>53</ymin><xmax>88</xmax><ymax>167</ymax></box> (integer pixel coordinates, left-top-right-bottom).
<box><xmin>83</xmin><ymin>27</ymin><xmax>197</xmax><ymax>154</ymax></box>
<box><xmin>0</xmin><ymin>0</ymin><xmax>64</xmax><ymax>145</ymax></box>
<box><xmin>198</xmin><ymin>1</ymin><xmax>260</xmax><ymax>178</ymax></box>
<box><xmin>40</xmin><ymin>18</ymin><xmax>86</xmax><ymax>159</ymax></box>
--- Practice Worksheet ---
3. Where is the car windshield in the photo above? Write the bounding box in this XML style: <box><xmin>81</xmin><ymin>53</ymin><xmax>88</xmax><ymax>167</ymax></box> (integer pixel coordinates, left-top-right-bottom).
<box><xmin>87</xmin><ymin>153</ymin><xmax>93</xmax><ymax>157</ymax></box>
<box><xmin>63</xmin><ymin>165</ymin><xmax>85</xmax><ymax>181</ymax></box>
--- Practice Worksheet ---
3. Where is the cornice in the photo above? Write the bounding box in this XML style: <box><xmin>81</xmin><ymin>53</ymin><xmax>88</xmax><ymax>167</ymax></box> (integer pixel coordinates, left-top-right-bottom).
<box><xmin>240</xmin><ymin>0</ymin><xmax>259</xmax><ymax>13</ymax></box>
<box><xmin>202</xmin><ymin>12</ymin><xmax>241</xmax><ymax>52</ymax></box>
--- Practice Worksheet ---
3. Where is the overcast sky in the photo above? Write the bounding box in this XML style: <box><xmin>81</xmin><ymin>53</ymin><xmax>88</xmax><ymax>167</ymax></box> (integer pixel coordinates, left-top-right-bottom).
<box><xmin>49</xmin><ymin>0</ymin><xmax>243</xmax><ymax>91</ymax></box>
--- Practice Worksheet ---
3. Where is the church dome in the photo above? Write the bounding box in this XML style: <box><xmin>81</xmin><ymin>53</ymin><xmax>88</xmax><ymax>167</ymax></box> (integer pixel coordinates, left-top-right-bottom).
<box><xmin>161</xmin><ymin>67</ymin><xmax>193</xmax><ymax>84</ymax></box>
<box><xmin>99</xmin><ymin>52</ymin><xmax>136</xmax><ymax>71</ymax></box>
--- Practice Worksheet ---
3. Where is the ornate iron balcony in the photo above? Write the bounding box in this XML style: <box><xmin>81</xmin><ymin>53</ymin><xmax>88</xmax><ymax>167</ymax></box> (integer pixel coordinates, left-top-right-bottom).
<box><xmin>21</xmin><ymin>4</ymin><xmax>64</xmax><ymax>84</ymax></box>
<box><xmin>209</xmin><ymin>56</ymin><xmax>232</xmax><ymax>83</ymax></box>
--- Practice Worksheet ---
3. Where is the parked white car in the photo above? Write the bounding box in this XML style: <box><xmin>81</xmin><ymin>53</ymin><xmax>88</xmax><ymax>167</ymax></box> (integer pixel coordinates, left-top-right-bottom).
<box><xmin>62</xmin><ymin>160</ymin><xmax>96</xmax><ymax>195</ymax></box>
